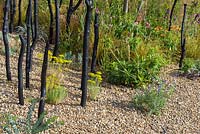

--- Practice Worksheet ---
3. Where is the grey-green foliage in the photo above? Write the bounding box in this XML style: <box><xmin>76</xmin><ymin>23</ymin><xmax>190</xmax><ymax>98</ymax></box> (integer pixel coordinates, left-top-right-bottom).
<box><xmin>132</xmin><ymin>80</ymin><xmax>174</xmax><ymax>115</ymax></box>
<box><xmin>0</xmin><ymin>31</ymin><xmax>19</xmax><ymax>55</ymax></box>
<box><xmin>0</xmin><ymin>99</ymin><xmax>60</xmax><ymax>134</ymax></box>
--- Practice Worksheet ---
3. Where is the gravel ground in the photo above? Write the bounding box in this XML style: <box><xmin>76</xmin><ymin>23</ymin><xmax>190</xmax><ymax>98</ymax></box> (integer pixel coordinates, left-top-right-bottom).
<box><xmin>0</xmin><ymin>42</ymin><xmax>199</xmax><ymax>134</ymax></box>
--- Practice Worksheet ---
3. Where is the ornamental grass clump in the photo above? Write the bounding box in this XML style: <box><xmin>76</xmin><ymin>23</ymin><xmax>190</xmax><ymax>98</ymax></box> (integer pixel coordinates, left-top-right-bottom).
<box><xmin>88</xmin><ymin>71</ymin><xmax>103</xmax><ymax>100</ymax></box>
<box><xmin>132</xmin><ymin>81</ymin><xmax>174</xmax><ymax>115</ymax></box>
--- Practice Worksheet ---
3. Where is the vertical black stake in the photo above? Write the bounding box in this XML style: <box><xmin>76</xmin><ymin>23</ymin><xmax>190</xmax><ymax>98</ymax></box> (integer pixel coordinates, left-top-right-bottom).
<box><xmin>9</xmin><ymin>0</ymin><xmax>16</xmax><ymax>33</ymax></box>
<box><xmin>29</xmin><ymin>0</ymin><xmax>38</xmax><ymax>71</ymax></box>
<box><xmin>66</xmin><ymin>0</ymin><xmax>83</xmax><ymax>33</ymax></box>
<box><xmin>26</xmin><ymin>0</ymin><xmax>32</xmax><ymax>88</ymax></box>
<box><xmin>168</xmin><ymin>0</ymin><xmax>178</xmax><ymax>31</ymax></box>
<box><xmin>10</xmin><ymin>0</ymin><xmax>16</xmax><ymax>32</ymax></box>
<box><xmin>123</xmin><ymin>0</ymin><xmax>129</xmax><ymax>14</ymax></box>
<box><xmin>18</xmin><ymin>0</ymin><xmax>22</xmax><ymax>26</ymax></box>
<box><xmin>3</xmin><ymin>0</ymin><xmax>12</xmax><ymax>81</ymax></box>
<box><xmin>18</xmin><ymin>35</ymin><xmax>26</xmax><ymax>105</ymax></box>
<box><xmin>80</xmin><ymin>0</ymin><xmax>94</xmax><ymax>107</ymax></box>
<box><xmin>38</xmin><ymin>40</ymin><xmax>49</xmax><ymax>119</ymax></box>
<box><xmin>31</xmin><ymin>15</ymin><xmax>34</xmax><ymax>40</ymax></box>
<box><xmin>53</xmin><ymin>0</ymin><xmax>60</xmax><ymax>57</ymax></box>
<box><xmin>47</xmin><ymin>0</ymin><xmax>54</xmax><ymax>44</ymax></box>
<box><xmin>66</xmin><ymin>0</ymin><xmax>73</xmax><ymax>33</ymax></box>
<box><xmin>59</xmin><ymin>0</ymin><xmax>63</xmax><ymax>8</ymax></box>
<box><xmin>179</xmin><ymin>4</ymin><xmax>187</xmax><ymax>69</ymax></box>
<box><xmin>9</xmin><ymin>0</ymin><xmax>13</xmax><ymax>33</ymax></box>
<box><xmin>91</xmin><ymin>9</ymin><xmax>99</xmax><ymax>73</ymax></box>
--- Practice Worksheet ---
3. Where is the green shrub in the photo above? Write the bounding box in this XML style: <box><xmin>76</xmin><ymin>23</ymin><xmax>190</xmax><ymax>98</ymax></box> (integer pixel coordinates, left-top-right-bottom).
<box><xmin>105</xmin><ymin>48</ymin><xmax>166</xmax><ymax>87</ymax></box>
<box><xmin>132</xmin><ymin>81</ymin><xmax>174</xmax><ymax>115</ymax></box>
<box><xmin>181</xmin><ymin>58</ymin><xmax>200</xmax><ymax>74</ymax></box>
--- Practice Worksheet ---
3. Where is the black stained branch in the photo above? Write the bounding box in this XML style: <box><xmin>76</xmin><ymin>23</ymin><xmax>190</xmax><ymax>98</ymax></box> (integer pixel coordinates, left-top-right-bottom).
<box><xmin>66</xmin><ymin>0</ymin><xmax>83</xmax><ymax>33</ymax></box>
<box><xmin>47</xmin><ymin>0</ymin><xmax>54</xmax><ymax>44</ymax></box>
<box><xmin>3</xmin><ymin>0</ymin><xmax>12</xmax><ymax>81</ymax></box>
<box><xmin>29</xmin><ymin>0</ymin><xmax>39</xmax><ymax>71</ymax></box>
<box><xmin>25</xmin><ymin>0</ymin><xmax>32</xmax><ymax>88</ymax></box>
<box><xmin>179</xmin><ymin>4</ymin><xmax>187</xmax><ymax>69</ymax></box>
<box><xmin>80</xmin><ymin>0</ymin><xmax>94</xmax><ymax>107</ymax></box>
<box><xmin>18</xmin><ymin>0</ymin><xmax>22</xmax><ymax>26</ymax></box>
<box><xmin>18</xmin><ymin>35</ymin><xmax>26</xmax><ymax>105</ymax></box>
<box><xmin>53</xmin><ymin>0</ymin><xmax>60</xmax><ymax>57</ymax></box>
<box><xmin>91</xmin><ymin>9</ymin><xmax>100</xmax><ymax>73</ymax></box>
<box><xmin>38</xmin><ymin>40</ymin><xmax>49</xmax><ymax>119</ymax></box>
<box><xmin>168</xmin><ymin>0</ymin><xmax>178</xmax><ymax>31</ymax></box>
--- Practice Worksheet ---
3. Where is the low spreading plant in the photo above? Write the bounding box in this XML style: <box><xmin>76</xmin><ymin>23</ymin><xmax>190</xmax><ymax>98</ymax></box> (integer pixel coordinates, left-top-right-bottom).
<box><xmin>180</xmin><ymin>58</ymin><xmax>200</xmax><ymax>75</ymax></box>
<box><xmin>0</xmin><ymin>99</ymin><xmax>61</xmax><ymax>134</ymax></box>
<box><xmin>88</xmin><ymin>71</ymin><xmax>103</xmax><ymax>100</ymax></box>
<box><xmin>132</xmin><ymin>81</ymin><xmax>175</xmax><ymax>115</ymax></box>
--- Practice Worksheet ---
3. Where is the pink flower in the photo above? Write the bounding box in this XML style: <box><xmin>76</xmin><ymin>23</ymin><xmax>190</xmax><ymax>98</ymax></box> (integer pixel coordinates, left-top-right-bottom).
<box><xmin>134</xmin><ymin>21</ymin><xmax>139</xmax><ymax>25</ymax></box>
<box><xmin>96</xmin><ymin>8</ymin><xmax>100</xmax><ymax>14</ymax></box>
<box><xmin>145</xmin><ymin>22</ymin><xmax>151</xmax><ymax>29</ymax></box>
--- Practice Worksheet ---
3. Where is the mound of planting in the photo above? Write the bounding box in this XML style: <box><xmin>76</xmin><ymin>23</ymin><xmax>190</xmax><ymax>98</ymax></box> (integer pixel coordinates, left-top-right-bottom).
<box><xmin>0</xmin><ymin>43</ymin><xmax>199</xmax><ymax>133</ymax></box>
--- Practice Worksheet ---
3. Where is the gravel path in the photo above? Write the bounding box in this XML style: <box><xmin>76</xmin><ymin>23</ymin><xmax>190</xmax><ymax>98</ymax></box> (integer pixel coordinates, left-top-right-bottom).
<box><xmin>0</xmin><ymin>42</ymin><xmax>199</xmax><ymax>134</ymax></box>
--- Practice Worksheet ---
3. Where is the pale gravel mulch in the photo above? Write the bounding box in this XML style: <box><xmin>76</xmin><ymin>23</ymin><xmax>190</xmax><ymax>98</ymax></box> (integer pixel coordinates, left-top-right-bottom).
<box><xmin>0</xmin><ymin>42</ymin><xmax>199</xmax><ymax>134</ymax></box>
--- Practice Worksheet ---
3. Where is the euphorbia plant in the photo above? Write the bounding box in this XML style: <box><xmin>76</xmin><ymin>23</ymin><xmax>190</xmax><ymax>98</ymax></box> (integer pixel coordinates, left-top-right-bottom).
<box><xmin>88</xmin><ymin>72</ymin><xmax>103</xmax><ymax>100</ymax></box>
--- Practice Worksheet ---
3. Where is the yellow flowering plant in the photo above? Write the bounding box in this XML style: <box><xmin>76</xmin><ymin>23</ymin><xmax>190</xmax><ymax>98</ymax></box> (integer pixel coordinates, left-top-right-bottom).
<box><xmin>37</xmin><ymin>51</ymin><xmax>72</xmax><ymax>104</ymax></box>
<box><xmin>87</xmin><ymin>71</ymin><xmax>103</xmax><ymax>100</ymax></box>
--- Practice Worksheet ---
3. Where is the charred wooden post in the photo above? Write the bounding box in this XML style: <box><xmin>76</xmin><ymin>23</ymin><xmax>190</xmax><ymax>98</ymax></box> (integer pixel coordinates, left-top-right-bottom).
<box><xmin>9</xmin><ymin>0</ymin><xmax>16</xmax><ymax>33</ymax></box>
<box><xmin>91</xmin><ymin>9</ymin><xmax>99</xmax><ymax>73</ymax></box>
<box><xmin>29</xmin><ymin>0</ymin><xmax>38</xmax><ymax>71</ymax></box>
<box><xmin>3</xmin><ymin>0</ymin><xmax>12</xmax><ymax>81</ymax></box>
<box><xmin>168</xmin><ymin>0</ymin><xmax>178</xmax><ymax>31</ymax></box>
<box><xmin>66</xmin><ymin>0</ymin><xmax>82</xmax><ymax>33</ymax></box>
<box><xmin>179</xmin><ymin>4</ymin><xmax>187</xmax><ymax>69</ymax></box>
<box><xmin>18</xmin><ymin>35</ymin><xmax>26</xmax><ymax>105</ymax></box>
<box><xmin>26</xmin><ymin>0</ymin><xmax>32</xmax><ymax>88</ymax></box>
<box><xmin>31</xmin><ymin>16</ymin><xmax>34</xmax><ymax>40</ymax></box>
<box><xmin>53</xmin><ymin>0</ymin><xmax>60</xmax><ymax>57</ymax></box>
<box><xmin>59</xmin><ymin>0</ymin><xmax>63</xmax><ymax>8</ymax></box>
<box><xmin>123</xmin><ymin>0</ymin><xmax>128</xmax><ymax>14</ymax></box>
<box><xmin>80</xmin><ymin>0</ymin><xmax>94</xmax><ymax>107</ymax></box>
<box><xmin>47</xmin><ymin>0</ymin><xmax>54</xmax><ymax>44</ymax></box>
<box><xmin>18</xmin><ymin>0</ymin><xmax>22</xmax><ymax>26</ymax></box>
<box><xmin>38</xmin><ymin>40</ymin><xmax>49</xmax><ymax>119</ymax></box>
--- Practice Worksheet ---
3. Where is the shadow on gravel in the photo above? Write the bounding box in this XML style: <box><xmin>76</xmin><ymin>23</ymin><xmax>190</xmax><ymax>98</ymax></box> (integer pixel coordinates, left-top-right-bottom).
<box><xmin>111</xmin><ymin>100</ymin><xmax>135</xmax><ymax>112</ymax></box>
<box><xmin>169</xmin><ymin>70</ymin><xmax>200</xmax><ymax>80</ymax></box>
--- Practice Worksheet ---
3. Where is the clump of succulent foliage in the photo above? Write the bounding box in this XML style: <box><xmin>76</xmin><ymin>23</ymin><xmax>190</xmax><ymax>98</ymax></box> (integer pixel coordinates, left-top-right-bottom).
<box><xmin>0</xmin><ymin>99</ymin><xmax>61</xmax><ymax>134</ymax></box>
<box><xmin>132</xmin><ymin>80</ymin><xmax>175</xmax><ymax>115</ymax></box>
